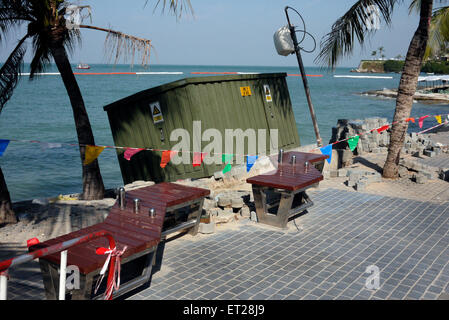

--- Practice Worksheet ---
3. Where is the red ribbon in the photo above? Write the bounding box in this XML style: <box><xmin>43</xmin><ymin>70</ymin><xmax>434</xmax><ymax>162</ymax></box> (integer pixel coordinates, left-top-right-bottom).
<box><xmin>94</xmin><ymin>246</ymin><xmax>127</xmax><ymax>300</ymax></box>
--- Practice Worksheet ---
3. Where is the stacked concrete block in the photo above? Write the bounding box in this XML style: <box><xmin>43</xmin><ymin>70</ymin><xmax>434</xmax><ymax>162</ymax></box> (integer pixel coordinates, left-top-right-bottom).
<box><xmin>345</xmin><ymin>169</ymin><xmax>382</xmax><ymax>191</ymax></box>
<box><xmin>329</xmin><ymin>117</ymin><xmax>390</xmax><ymax>155</ymax></box>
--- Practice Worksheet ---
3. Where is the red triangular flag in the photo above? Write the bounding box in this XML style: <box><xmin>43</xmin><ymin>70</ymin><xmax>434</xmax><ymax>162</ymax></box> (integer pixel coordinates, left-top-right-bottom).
<box><xmin>193</xmin><ymin>152</ymin><xmax>206</xmax><ymax>167</ymax></box>
<box><xmin>124</xmin><ymin>148</ymin><xmax>145</xmax><ymax>161</ymax></box>
<box><xmin>377</xmin><ymin>125</ymin><xmax>389</xmax><ymax>133</ymax></box>
<box><xmin>26</xmin><ymin>238</ymin><xmax>40</xmax><ymax>248</ymax></box>
<box><xmin>406</xmin><ymin>117</ymin><xmax>415</xmax><ymax>123</ymax></box>
<box><xmin>419</xmin><ymin>115</ymin><xmax>430</xmax><ymax>129</ymax></box>
<box><xmin>160</xmin><ymin>150</ymin><xmax>175</xmax><ymax>168</ymax></box>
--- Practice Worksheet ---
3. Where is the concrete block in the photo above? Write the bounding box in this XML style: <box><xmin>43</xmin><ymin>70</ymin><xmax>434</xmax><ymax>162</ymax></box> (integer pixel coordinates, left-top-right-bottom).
<box><xmin>214</xmin><ymin>171</ymin><xmax>224</xmax><ymax>180</ymax></box>
<box><xmin>415</xmin><ymin>174</ymin><xmax>427</xmax><ymax>184</ymax></box>
<box><xmin>423</xmin><ymin>150</ymin><xmax>435</xmax><ymax>157</ymax></box>
<box><xmin>330</xmin><ymin>170</ymin><xmax>339</xmax><ymax>178</ymax></box>
<box><xmin>199</xmin><ymin>221</ymin><xmax>215</xmax><ymax>234</ymax></box>
<box><xmin>355</xmin><ymin>180</ymin><xmax>367</xmax><ymax>191</ymax></box>
<box><xmin>338</xmin><ymin>168</ymin><xmax>348</xmax><ymax>177</ymax></box>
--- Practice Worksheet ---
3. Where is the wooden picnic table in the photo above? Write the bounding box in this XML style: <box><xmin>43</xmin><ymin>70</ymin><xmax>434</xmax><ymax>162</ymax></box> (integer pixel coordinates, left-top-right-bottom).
<box><xmin>29</xmin><ymin>182</ymin><xmax>209</xmax><ymax>300</ymax></box>
<box><xmin>247</xmin><ymin>151</ymin><xmax>328</xmax><ymax>229</ymax></box>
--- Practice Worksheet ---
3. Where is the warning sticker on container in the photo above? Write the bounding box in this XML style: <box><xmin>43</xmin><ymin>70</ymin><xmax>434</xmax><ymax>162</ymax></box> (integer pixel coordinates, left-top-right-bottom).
<box><xmin>264</xmin><ymin>85</ymin><xmax>272</xmax><ymax>102</ymax></box>
<box><xmin>240</xmin><ymin>86</ymin><xmax>252</xmax><ymax>97</ymax></box>
<box><xmin>150</xmin><ymin>101</ymin><xmax>164</xmax><ymax>124</ymax></box>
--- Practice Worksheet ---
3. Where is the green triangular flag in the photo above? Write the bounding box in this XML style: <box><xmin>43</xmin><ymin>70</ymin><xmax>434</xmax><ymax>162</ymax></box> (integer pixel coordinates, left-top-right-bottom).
<box><xmin>348</xmin><ymin>136</ymin><xmax>360</xmax><ymax>152</ymax></box>
<box><xmin>222</xmin><ymin>154</ymin><xmax>233</xmax><ymax>174</ymax></box>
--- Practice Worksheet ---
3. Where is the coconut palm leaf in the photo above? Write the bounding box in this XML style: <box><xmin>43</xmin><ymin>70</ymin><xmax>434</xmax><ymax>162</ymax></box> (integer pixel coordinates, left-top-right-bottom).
<box><xmin>146</xmin><ymin>0</ymin><xmax>194</xmax><ymax>17</ymax></box>
<box><xmin>315</xmin><ymin>0</ymin><xmax>398</xmax><ymax>69</ymax></box>
<box><xmin>425</xmin><ymin>5</ymin><xmax>449</xmax><ymax>58</ymax></box>
<box><xmin>0</xmin><ymin>34</ymin><xmax>28</xmax><ymax>112</ymax></box>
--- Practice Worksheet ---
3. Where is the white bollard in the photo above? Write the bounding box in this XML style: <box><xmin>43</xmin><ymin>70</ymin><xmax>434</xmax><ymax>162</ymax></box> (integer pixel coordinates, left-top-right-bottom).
<box><xmin>0</xmin><ymin>273</ymin><xmax>7</xmax><ymax>300</ymax></box>
<box><xmin>59</xmin><ymin>250</ymin><xmax>68</xmax><ymax>300</ymax></box>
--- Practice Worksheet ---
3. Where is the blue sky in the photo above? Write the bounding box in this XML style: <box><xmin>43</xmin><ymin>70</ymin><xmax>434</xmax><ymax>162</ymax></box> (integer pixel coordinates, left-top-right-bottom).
<box><xmin>1</xmin><ymin>0</ymin><xmax>422</xmax><ymax>67</ymax></box>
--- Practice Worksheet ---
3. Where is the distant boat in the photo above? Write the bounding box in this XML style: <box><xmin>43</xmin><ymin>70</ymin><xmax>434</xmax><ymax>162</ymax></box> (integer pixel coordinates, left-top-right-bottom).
<box><xmin>76</xmin><ymin>63</ymin><xmax>90</xmax><ymax>70</ymax></box>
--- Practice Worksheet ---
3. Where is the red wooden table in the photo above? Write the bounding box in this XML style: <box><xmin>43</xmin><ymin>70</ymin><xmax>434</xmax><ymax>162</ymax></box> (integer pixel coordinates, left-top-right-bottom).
<box><xmin>29</xmin><ymin>182</ymin><xmax>210</xmax><ymax>300</ymax></box>
<box><xmin>247</xmin><ymin>151</ymin><xmax>327</xmax><ymax>229</ymax></box>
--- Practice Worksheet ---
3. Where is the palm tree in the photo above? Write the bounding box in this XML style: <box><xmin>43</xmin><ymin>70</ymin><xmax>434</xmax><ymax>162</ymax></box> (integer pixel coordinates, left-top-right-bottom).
<box><xmin>378</xmin><ymin>46</ymin><xmax>385</xmax><ymax>59</ymax></box>
<box><xmin>0</xmin><ymin>0</ymin><xmax>191</xmax><ymax>225</ymax></box>
<box><xmin>371</xmin><ymin>50</ymin><xmax>378</xmax><ymax>59</ymax></box>
<box><xmin>316</xmin><ymin>0</ymin><xmax>439</xmax><ymax>179</ymax></box>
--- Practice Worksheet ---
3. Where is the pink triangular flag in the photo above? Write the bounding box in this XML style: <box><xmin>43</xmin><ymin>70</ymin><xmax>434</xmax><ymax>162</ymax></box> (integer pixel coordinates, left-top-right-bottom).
<box><xmin>419</xmin><ymin>115</ymin><xmax>430</xmax><ymax>128</ymax></box>
<box><xmin>193</xmin><ymin>152</ymin><xmax>206</xmax><ymax>167</ymax></box>
<box><xmin>124</xmin><ymin>148</ymin><xmax>145</xmax><ymax>161</ymax></box>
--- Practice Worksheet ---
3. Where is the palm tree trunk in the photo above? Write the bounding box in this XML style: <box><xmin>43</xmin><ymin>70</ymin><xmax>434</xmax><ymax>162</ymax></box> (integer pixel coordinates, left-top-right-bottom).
<box><xmin>0</xmin><ymin>166</ymin><xmax>17</xmax><ymax>226</ymax></box>
<box><xmin>49</xmin><ymin>45</ymin><xmax>105</xmax><ymax>200</ymax></box>
<box><xmin>383</xmin><ymin>0</ymin><xmax>433</xmax><ymax>179</ymax></box>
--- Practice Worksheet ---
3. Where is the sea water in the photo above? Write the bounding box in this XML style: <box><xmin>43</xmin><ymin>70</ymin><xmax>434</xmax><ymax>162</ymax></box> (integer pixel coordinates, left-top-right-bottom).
<box><xmin>1</xmin><ymin>64</ymin><xmax>447</xmax><ymax>201</ymax></box>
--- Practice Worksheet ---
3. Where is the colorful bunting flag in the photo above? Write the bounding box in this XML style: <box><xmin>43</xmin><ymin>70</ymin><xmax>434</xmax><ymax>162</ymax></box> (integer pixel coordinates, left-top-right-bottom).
<box><xmin>419</xmin><ymin>115</ymin><xmax>430</xmax><ymax>129</ymax></box>
<box><xmin>320</xmin><ymin>144</ymin><xmax>332</xmax><ymax>164</ymax></box>
<box><xmin>246</xmin><ymin>155</ymin><xmax>259</xmax><ymax>172</ymax></box>
<box><xmin>124</xmin><ymin>148</ymin><xmax>145</xmax><ymax>161</ymax></box>
<box><xmin>160</xmin><ymin>150</ymin><xmax>175</xmax><ymax>168</ymax></box>
<box><xmin>377</xmin><ymin>125</ymin><xmax>389</xmax><ymax>133</ymax></box>
<box><xmin>0</xmin><ymin>139</ymin><xmax>10</xmax><ymax>156</ymax></box>
<box><xmin>83</xmin><ymin>145</ymin><xmax>106</xmax><ymax>165</ymax></box>
<box><xmin>435</xmin><ymin>115</ymin><xmax>442</xmax><ymax>124</ymax></box>
<box><xmin>406</xmin><ymin>117</ymin><xmax>415</xmax><ymax>123</ymax></box>
<box><xmin>193</xmin><ymin>152</ymin><xmax>206</xmax><ymax>167</ymax></box>
<box><xmin>347</xmin><ymin>136</ymin><xmax>360</xmax><ymax>152</ymax></box>
<box><xmin>222</xmin><ymin>154</ymin><xmax>233</xmax><ymax>174</ymax></box>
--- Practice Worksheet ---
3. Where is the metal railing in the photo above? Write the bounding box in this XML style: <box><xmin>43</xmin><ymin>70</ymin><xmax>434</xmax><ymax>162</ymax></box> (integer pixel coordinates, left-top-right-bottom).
<box><xmin>0</xmin><ymin>230</ymin><xmax>116</xmax><ymax>300</ymax></box>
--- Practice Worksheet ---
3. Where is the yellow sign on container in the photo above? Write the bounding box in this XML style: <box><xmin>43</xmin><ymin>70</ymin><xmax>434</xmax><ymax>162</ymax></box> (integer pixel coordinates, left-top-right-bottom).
<box><xmin>240</xmin><ymin>86</ymin><xmax>252</xmax><ymax>97</ymax></box>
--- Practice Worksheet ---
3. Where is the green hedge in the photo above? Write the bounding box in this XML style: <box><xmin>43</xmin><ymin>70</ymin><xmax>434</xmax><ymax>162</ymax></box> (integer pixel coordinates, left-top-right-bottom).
<box><xmin>421</xmin><ymin>61</ymin><xmax>449</xmax><ymax>74</ymax></box>
<box><xmin>383</xmin><ymin>60</ymin><xmax>405</xmax><ymax>73</ymax></box>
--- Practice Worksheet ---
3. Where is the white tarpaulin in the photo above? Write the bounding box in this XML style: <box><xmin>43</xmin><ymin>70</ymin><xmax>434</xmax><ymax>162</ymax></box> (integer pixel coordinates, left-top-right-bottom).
<box><xmin>418</xmin><ymin>75</ymin><xmax>449</xmax><ymax>82</ymax></box>
<box><xmin>273</xmin><ymin>26</ymin><xmax>295</xmax><ymax>56</ymax></box>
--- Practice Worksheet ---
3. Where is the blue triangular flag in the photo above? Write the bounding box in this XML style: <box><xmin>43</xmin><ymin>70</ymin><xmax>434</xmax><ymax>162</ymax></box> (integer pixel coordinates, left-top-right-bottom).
<box><xmin>320</xmin><ymin>144</ymin><xmax>332</xmax><ymax>164</ymax></box>
<box><xmin>0</xmin><ymin>139</ymin><xmax>10</xmax><ymax>156</ymax></box>
<box><xmin>246</xmin><ymin>155</ymin><xmax>259</xmax><ymax>172</ymax></box>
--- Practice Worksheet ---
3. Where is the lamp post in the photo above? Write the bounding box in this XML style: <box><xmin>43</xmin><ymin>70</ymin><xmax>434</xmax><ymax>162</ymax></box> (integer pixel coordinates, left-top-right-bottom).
<box><xmin>284</xmin><ymin>6</ymin><xmax>323</xmax><ymax>147</ymax></box>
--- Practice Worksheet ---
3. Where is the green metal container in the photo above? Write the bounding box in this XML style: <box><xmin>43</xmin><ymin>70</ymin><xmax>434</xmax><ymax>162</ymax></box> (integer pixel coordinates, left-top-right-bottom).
<box><xmin>103</xmin><ymin>73</ymin><xmax>300</xmax><ymax>183</ymax></box>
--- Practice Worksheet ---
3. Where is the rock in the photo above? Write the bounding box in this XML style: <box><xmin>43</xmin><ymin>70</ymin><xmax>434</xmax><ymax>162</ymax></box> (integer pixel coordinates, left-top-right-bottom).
<box><xmin>217</xmin><ymin>196</ymin><xmax>231</xmax><ymax>207</ymax></box>
<box><xmin>199</xmin><ymin>221</ymin><xmax>215</xmax><ymax>234</ymax></box>
<box><xmin>231</xmin><ymin>197</ymin><xmax>244</xmax><ymax>209</ymax></box>
<box><xmin>239</xmin><ymin>206</ymin><xmax>251</xmax><ymax>218</ymax></box>
<box><xmin>415</xmin><ymin>174</ymin><xmax>427</xmax><ymax>184</ymax></box>
<box><xmin>338</xmin><ymin>168</ymin><xmax>348</xmax><ymax>177</ymax></box>
<box><xmin>250</xmin><ymin>211</ymin><xmax>258</xmax><ymax>222</ymax></box>
<box><xmin>215</xmin><ymin>210</ymin><xmax>236</xmax><ymax>224</ymax></box>
<box><xmin>203</xmin><ymin>198</ymin><xmax>216</xmax><ymax>210</ymax></box>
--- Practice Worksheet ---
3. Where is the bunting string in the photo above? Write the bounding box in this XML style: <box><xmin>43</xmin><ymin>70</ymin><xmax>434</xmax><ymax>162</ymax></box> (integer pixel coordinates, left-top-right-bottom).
<box><xmin>1</xmin><ymin>113</ymin><xmax>448</xmax><ymax>172</ymax></box>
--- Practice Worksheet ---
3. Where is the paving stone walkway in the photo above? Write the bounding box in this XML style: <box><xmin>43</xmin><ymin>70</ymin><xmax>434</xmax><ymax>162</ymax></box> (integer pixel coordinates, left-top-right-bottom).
<box><xmin>128</xmin><ymin>188</ymin><xmax>449</xmax><ymax>300</ymax></box>
<box><xmin>3</xmin><ymin>188</ymin><xmax>449</xmax><ymax>300</ymax></box>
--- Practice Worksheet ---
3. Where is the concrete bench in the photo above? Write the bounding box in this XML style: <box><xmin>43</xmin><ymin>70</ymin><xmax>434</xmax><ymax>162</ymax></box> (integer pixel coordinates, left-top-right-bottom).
<box><xmin>247</xmin><ymin>151</ymin><xmax>327</xmax><ymax>229</ymax></box>
<box><xmin>29</xmin><ymin>182</ymin><xmax>210</xmax><ymax>300</ymax></box>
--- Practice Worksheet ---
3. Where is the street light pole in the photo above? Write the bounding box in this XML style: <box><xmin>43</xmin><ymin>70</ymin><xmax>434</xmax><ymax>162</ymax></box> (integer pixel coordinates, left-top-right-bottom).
<box><xmin>285</xmin><ymin>6</ymin><xmax>323</xmax><ymax>147</ymax></box>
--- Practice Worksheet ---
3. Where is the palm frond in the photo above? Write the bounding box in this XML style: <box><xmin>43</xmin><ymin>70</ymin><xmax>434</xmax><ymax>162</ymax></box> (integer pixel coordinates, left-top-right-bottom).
<box><xmin>146</xmin><ymin>0</ymin><xmax>194</xmax><ymax>18</ymax></box>
<box><xmin>0</xmin><ymin>34</ymin><xmax>28</xmax><ymax>113</ymax></box>
<box><xmin>0</xmin><ymin>0</ymin><xmax>32</xmax><ymax>41</ymax></box>
<box><xmin>80</xmin><ymin>25</ymin><xmax>153</xmax><ymax>67</ymax></box>
<box><xmin>315</xmin><ymin>0</ymin><xmax>398</xmax><ymax>69</ymax></box>
<box><xmin>425</xmin><ymin>5</ymin><xmax>449</xmax><ymax>59</ymax></box>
